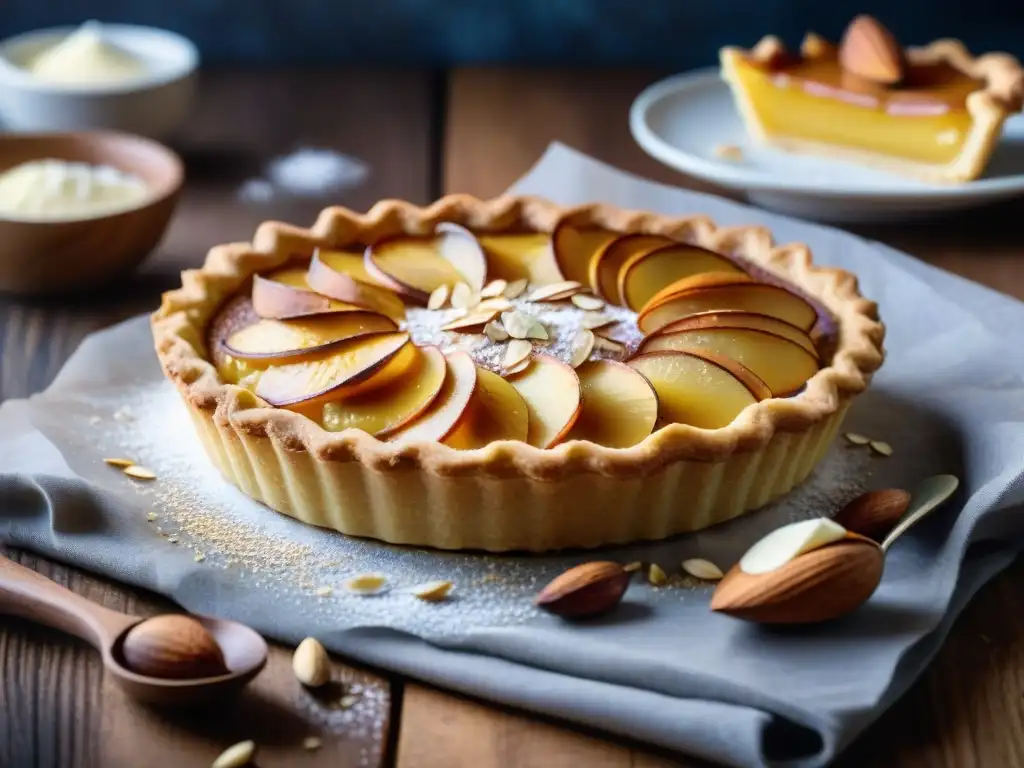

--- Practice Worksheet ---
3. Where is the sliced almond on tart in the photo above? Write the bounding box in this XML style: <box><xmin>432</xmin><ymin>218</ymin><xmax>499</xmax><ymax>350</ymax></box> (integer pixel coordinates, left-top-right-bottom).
<box><xmin>507</xmin><ymin>354</ymin><xmax>583</xmax><ymax>448</ymax></box>
<box><xmin>387</xmin><ymin>351</ymin><xmax>478</xmax><ymax>443</ymax></box>
<box><xmin>321</xmin><ymin>345</ymin><xmax>448</xmax><ymax>436</ymax></box>
<box><xmin>637</xmin><ymin>326</ymin><xmax>819</xmax><ymax>396</ymax></box>
<box><xmin>566</xmin><ymin>360</ymin><xmax>658</xmax><ymax>448</ymax></box>
<box><xmin>255</xmin><ymin>331</ymin><xmax>412</xmax><ymax>408</ymax></box>
<box><xmin>222</xmin><ymin>313</ymin><xmax>398</xmax><ymax>362</ymax></box>
<box><xmin>526</xmin><ymin>280</ymin><xmax>583</xmax><ymax>302</ymax></box>
<box><xmin>444</xmin><ymin>368</ymin><xmax>530</xmax><ymax>448</ymax></box>
<box><xmin>251</xmin><ymin>270</ymin><xmax>365</xmax><ymax>320</ymax></box>
<box><xmin>441</xmin><ymin>309</ymin><xmax>501</xmax><ymax>332</ymax></box>
<box><xmin>364</xmin><ymin>236</ymin><xmax>465</xmax><ymax>303</ymax></box>
<box><xmin>551</xmin><ymin>222</ymin><xmax>619</xmax><ymax>286</ymax></box>
<box><xmin>589</xmin><ymin>234</ymin><xmax>673</xmax><ymax>303</ymax></box>
<box><xmin>638</xmin><ymin>280</ymin><xmax>818</xmax><ymax>335</ymax></box>
<box><xmin>306</xmin><ymin>251</ymin><xmax>407</xmax><ymax>322</ymax></box>
<box><xmin>435</xmin><ymin>222</ymin><xmax>488</xmax><ymax>292</ymax></box>
<box><xmin>627</xmin><ymin>350</ymin><xmax>769</xmax><ymax>429</ymax></box>
<box><xmin>618</xmin><ymin>245</ymin><xmax>746</xmax><ymax>311</ymax></box>
<box><xmin>655</xmin><ymin>310</ymin><xmax>817</xmax><ymax>357</ymax></box>
<box><xmin>478</xmin><ymin>233</ymin><xmax>562</xmax><ymax>285</ymax></box>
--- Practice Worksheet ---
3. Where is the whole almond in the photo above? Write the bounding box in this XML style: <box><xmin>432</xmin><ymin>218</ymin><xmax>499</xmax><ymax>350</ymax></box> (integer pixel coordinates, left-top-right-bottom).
<box><xmin>834</xmin><ymin>488</ymin><xmax>911</xmax><ymax>542</ymax></box>
<box><xmin>710</xmin><ymin>537</ymin><xmax>883</xmax><ymax>624</ymax></box>
<box><xmin>121</xmin><ymin>614</ymin><xmax>228</xmax><ymax>679</ymax></box>
<box><xmin>535</xmin><ymin>561</ymin><xmax>630</xmax><ymax>618</ymax></box>
<box><xmin>292</xmin><ymin>637</ymin><xmax>331</xmax><ymax>687</ymax></box>
<box><xmin>839</xmin><ymin>15</ymin><xmax>905</xmax><ymax>85</ymax></box>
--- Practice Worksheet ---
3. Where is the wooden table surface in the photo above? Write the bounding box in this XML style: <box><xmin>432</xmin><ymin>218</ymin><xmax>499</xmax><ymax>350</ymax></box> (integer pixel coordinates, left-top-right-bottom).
<box><xmin>2</xmin><ymin>68</ymin><xmax>1024</xmax><ymax>768</ymax></box>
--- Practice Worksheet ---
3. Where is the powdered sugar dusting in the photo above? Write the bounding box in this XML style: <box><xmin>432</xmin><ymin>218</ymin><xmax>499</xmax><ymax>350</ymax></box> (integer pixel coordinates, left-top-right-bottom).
<box><xmin>403</xmin><ymin>292</ymin><xmax>641</xmax><ymax>371</ymax></box>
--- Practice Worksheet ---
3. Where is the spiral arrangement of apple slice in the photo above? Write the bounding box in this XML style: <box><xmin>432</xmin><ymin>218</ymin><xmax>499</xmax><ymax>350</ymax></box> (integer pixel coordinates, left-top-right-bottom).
<box><xmin>209</xmin><ymin>215</ymin><xmax>824</xmax><ymax>449</ymax></box>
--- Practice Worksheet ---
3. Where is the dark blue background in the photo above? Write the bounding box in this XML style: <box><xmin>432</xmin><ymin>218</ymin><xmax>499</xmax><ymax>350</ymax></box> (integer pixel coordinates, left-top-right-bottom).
<box><xmin>3</xmin><ymin>1</ymin><xmax>1022</xmax><ymax>69</ymax></box>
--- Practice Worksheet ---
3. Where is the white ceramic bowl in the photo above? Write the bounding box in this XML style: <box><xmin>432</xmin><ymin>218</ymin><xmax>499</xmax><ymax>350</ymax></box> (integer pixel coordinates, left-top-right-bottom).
<box><xmin>0</xmin><ymin>24</ymin><xmax>198</xmax><ymax>140</ymax></box>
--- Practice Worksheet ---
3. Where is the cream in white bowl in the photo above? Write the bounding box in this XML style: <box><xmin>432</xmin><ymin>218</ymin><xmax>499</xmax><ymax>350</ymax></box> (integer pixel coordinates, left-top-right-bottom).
<box><xmin>0</xmin><ymin>21</ymin><xmax>198</xmax><ymax>139</ymax></box>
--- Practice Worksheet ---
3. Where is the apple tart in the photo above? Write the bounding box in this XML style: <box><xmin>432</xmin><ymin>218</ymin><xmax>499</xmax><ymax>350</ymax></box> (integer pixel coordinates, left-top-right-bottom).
<box><xmin>152</xmin><ymin>195</ymin><xmax>884</xmax><ymax>552</ymax></box>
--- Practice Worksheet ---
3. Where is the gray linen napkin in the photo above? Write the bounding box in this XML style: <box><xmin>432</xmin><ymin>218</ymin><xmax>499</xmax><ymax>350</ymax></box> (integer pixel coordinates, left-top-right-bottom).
<box><xmin>3</xmin><ymin>143</ymin><xmax>1024</xmax><ymax>768</ymax></box>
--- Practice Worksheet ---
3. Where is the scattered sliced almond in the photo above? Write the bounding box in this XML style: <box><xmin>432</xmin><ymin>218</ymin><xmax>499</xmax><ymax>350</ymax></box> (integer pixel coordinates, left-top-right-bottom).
<box><xmin>571</xmin><ymin>293</ymin><xmax>605</xmax><ymax>311</ymax></box>
<box><xmin>682</xmin><ymin>558</ymin><xmax>724</xmax><ymax>581</ymax></box>
<box><xmin>344</xmin><ymin>572</ymin><xmax>390</xmax><ymax>596</ymax></box>
<box><xmin>123</xmin><ymin>465</ymin><xmax>156</xmax><ymax>480</ymax></box>
<box><xmin>569</xmin><ymin>329</ymin><xmax>596</xmax><ymax>368</ymax></box>
<box><xmin>411</xmin><ymin>580</ymin><xmax>454</xmax><ymax>602</ymax></box>
<box><xmin>623</xmin><ymin>561</ymin><xmax>643</xmax><ymax>573</ymax></box>
<box><xmin>525</xmin><ymin>318</ymin><xmax>549</xmax><ymax>341</ymax></box>
<box><xmin>194</xmin><ymin>552</ymin><xmax>206</xmax><ymax>563</ymax></box>
<box><xmin>503</xmin><ymin>339</ymin><xmax>533</xmax><ymax>369</ymax></box>
<box><xmin>504</xmin><ymin>358</ymin><xmax>531</xmax><ymax>376</ymax></box>
<box><xmin>441</xmin><ymin>309</ymin><xmax>500</xmax><ymax>332</ymax></box>
<box><xmin>480</xmin><ymin>279</ymin><xmax>508</xmax><ymax>298</ymax></box>
<box><xmin>340</xmin><ymin>694</ymin><xmax>359</xmax><ymax>709</ymax></box>
<box><xmin>302</xmin><ymin>737</ymin><xmax>323</xmax><ymax>751</ymax></box>
<box><xmin>427</xmin><ymin>284</ymin><xmax>451</xmax><ymax>310</ymax></box>
<box><xmin>446</xmin><ymin>307</ymin><xmax>469</xmax><ymax>321</ymax></box>
<box><xmin>581</xmin><ymin>313</ymin><xmax>617</xmax><ymax>331</ymax></box>
<box><xmin>502</xmin><ymin>310</ymin><xmax>533</xmax><ymax>339</ymax></box>
<box><xmin>314</xmin><ymin>585</ymin><xmax>333</xmax><ymax>597</ymax></box>
<box><xmin>648</xmin><ymin>563</ymin><xmax>668</xmax><ymax>586</ymax></box>
<box><xmin>450</xmin><ymin>282</ymin><xmax>474</xmax><ymax>309</ymax></box>
<box><xmin>212</xmin><ymin>740</ymin><xmax>256</xmax><ymax>768</ymax></box>
<box><xmin>844</xmin><ymin>432</ymin><xmax>870</xmax><ymax>445</ymax></box>
<box><xmin>592</xmin><ymin>335</ymin><xmax>626</xmax><ymax>358</ymax></box>
<box><xmin>293</xmin><ymin>637</ymin><xmax>331</xmax><ymax>687</ymax></box>
<box><xmin>484</xmin><ymin>320</ymin><xmax>509</xmax><ymax>342</ymax></box>
<box><xmin>503</xmin><ymin>278</ymin><xmax>529</xmax><ymax>299</ymax></box>
<box><xmin>870</xmin><ymin>440</ymin><xmax>893</xmax><ymax>457</ymax></box>
<box><xmin>477</xmin><ymin>296</ymin><xmax>513</xmax><ymax>312</ymax></box>
<box><xmin>527</xmin><ymin>281</ymin><xmax>583</xmax><ymax>302</ymax></box>
<box><xmin>103</xmin><ymin>457</ymin><xmax>134</xmax><ymax>468</ymax></box>
<box><xmin>88</xmin><ymin>415</ymin><xmax>102</xmax><ymax>425</ymax></box>
<box><xmin>146</xmin><ymin>512</ymin><xmax>157</xmax><ymax>522</ymax></box>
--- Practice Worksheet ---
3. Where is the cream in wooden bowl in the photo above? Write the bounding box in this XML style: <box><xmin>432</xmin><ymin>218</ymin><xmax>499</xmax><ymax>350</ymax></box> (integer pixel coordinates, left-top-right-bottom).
<box><xmin>0</xmin><ymin>131</ymin><xmax>182</xmax><ymax>296</ymax></box>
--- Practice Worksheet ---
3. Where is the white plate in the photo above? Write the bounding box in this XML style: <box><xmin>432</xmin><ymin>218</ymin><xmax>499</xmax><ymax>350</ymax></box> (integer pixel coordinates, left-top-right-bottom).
<box><xmin>629</xmin><ymin>68</ymin><xmax>1024</xmax><ymax>223</ymax></box>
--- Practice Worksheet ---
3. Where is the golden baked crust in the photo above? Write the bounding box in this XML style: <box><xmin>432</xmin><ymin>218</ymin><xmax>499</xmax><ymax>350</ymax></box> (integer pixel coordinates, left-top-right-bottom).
<box><xmin>151</xmin><ymin>194</ymin><xmax>885</xmax><ymax>550</ymax></box>
<box><xmin>721</xmin><ymin>34</ymin><xmax>1024</xmax><ymax>183</ymax></box>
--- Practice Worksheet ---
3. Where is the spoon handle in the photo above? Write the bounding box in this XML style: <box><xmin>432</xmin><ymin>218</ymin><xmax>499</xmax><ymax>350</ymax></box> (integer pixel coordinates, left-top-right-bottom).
<box><xmin>880</xmin><ymin>474</ymin><xmax>961</xmax><ymax>553</ymax></box>
<box><xmin>0</xmin><ymin>556</ymin><xmax>137</xmax><ymax>650</ymax></box>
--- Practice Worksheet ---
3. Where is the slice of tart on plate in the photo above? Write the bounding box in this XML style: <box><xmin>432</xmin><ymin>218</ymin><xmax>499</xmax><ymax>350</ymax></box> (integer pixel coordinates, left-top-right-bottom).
<box><xmin>720</xmin><ymin>15</ymin><xmax>1024</xmax><ymax>183</ymax></box>
<box><xmin>152</xmin><ymin>195</ymin><xmax>884</xmax><ymax>552</ymax></box>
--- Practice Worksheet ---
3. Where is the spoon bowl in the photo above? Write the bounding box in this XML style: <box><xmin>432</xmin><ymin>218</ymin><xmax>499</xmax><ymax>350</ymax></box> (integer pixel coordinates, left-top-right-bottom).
<box><xmin>0</xmin><ymin>557</ymin><xmax>267</xmax><ymax>706</ymax></box>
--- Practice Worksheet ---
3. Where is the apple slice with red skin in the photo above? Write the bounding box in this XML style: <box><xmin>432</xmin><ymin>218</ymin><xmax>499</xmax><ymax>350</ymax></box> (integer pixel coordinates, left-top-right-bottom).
<box><xmin>566</xmin><ymin>359</ymin><xmax>659</xmax><ymax>448</ymax></box>
<box><xmin>641</xmin><ymin>271</ymin><xmax>756</xmax><ymax>312</ymax></box>
<box><xmin>320</xmin><ymin>345</ymin><xmax>448</xmax><ymax>437</ymax></box>
<box><xmin>435</xmin><ymin>222</ymin><xmax>488</xmax><ymax>291</ymax></box>
<box><xmin>443</xmin><ymin>368</ymin><xmax>530</xmax><ymax>449</ymax></box>
<box><xmin>618</xmin><ymin>244</ymin><xmax>746</xmax><ymax>311</ymax></box>
<box><xmin>551</xmin><ymin>221</ymin><xmax>619</xmax><ymax>286</ymax></box>
<box><xmin>627</xmin><ymin>350</ymin><xmax>770</xmax><ymax>429</ymax></box>
<box><xmin>387</xmin><ymin>350</ymin><xmax>478</xmax><ymax>443</ymax></box>
<box><xmin>364</xmin><ymin>236</ymin><xmax>465</xmax><ymax>303</ymax></box>
<box><xmin>589</xmin><ymin>233</ymin><xmax>673</xmax><ymax>303</ymax></box>
<box><xmin>636</xmin><ymin>326</ymin><xmax>820</xmax><ymax>396</ymax></box>
<box><xmin>653</xmin><ymin>310</ymin><xmax>817</xmax><ymax>357</ymax></box>
<box><xmin>507</xmin><ymin>354</ymin><xmax>583</xmax><ymax>449</ymax></box>
<box><xmin>306</xmin><ymin>250</ymin><xmax>407</xmax><ymax>322</ymax></box>
<box><xmin>252</xmin><ymin>269</ymin><xmax>369</xmax><ymax>320</ymax></box>
<box><xmin>638</xmin><ymin>281</ymin><xmax>818</xmax><ymax>336</ymax></box>
<box><xmin>255</xmin><ymin>331</ymin><xmax>412</xmax><ymax>408</ymax></box>
<box><xmin>222</xmin><ymin>312</ymin><xmax>398</xmax><ymax>363</ymax></box>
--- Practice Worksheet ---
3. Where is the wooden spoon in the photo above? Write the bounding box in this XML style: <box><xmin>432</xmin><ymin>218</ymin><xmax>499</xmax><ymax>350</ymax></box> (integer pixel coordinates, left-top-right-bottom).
<box><xmin>0</xmin><ymin>557</ymin><xmax>267</xmax><ymax>706</ymax></box>
<box><xmin>711</xmin><ymin>474</ymin><xmax>960</xmax><ymax>624</ymax></box>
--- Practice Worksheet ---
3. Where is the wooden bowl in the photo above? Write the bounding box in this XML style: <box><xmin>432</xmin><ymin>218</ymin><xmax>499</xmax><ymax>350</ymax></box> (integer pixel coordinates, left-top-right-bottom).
<box><xmin>0</xmin><ymin>131</ymin><xmax>183</xmax><ymax>296</ymax></box>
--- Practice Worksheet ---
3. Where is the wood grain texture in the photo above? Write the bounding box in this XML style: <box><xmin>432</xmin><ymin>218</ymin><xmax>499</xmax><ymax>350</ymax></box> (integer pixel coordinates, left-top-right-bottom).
<box><xmin>430</xmin><ymin>66</ymin><xmax>1024</xmax><ymax>767</ymax></box>
<box><xmin>0</xmin><ymin>69</ymin><xmax>435</xmax><ymax>768</ymax></box>
<box><xmin>0</xmin><ymin>548</ymin><xmax>392</xmax><ymax>768</ymax></box>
